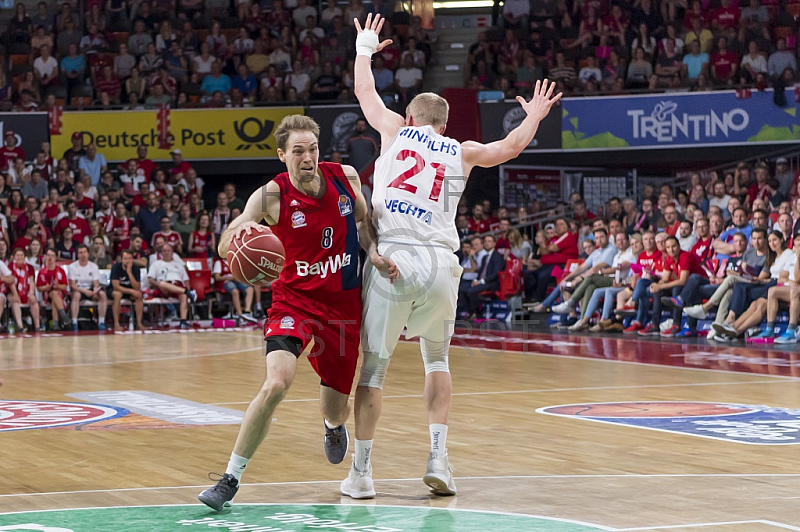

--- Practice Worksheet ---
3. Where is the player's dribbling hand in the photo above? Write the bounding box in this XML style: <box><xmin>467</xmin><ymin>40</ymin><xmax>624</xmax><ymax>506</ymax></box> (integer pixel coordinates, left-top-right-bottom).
<box><xmin>370</xmin><ymin>251</ymin><xmax>399</xmax><ymax>283</ymax></box>
<box><xmin>516</xmin><ymin>79</ymin><xmax>562</xmax><ymax>121</ymax></box>
<box><xmin>354</xmin><ymin>14</ymin><xmax>393</xmax><ymax>54</ymax></box>
<box><xmin>233</xmin><ymin>222</ymin><xmax>268</xmax><ymax>242</ymax></box>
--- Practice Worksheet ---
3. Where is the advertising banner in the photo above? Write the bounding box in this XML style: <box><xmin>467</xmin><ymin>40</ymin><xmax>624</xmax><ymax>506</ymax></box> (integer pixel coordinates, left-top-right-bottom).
<box><xmin>480</xmin><ymin>100</ymin><xmax>562</xmax><ymax>150</ymax></box>
<box><xmin>0</xmin><ymin>112</ymin><xmax>49</xmax><ymax>160</ymax></box>
<box><xmin>562</xmin><ymin>89</ymin><xmax>800</xmax><ymax>150</ymax></box>
<box><xmin>51</xmin><ymin>107</ymin><xmax>304</xmax><ymax>161</ymax></box>
<box><xmin>307</xmin><ymin>104</ymin><xmax>363</xmax><ymax>155</ymax></box>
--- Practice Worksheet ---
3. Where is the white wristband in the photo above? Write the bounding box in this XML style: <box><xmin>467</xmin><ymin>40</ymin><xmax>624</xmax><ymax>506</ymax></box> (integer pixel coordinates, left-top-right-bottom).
<box><xmin>356</xmin><ymin>30</ymin><xmax>378</xmax><ymax>57</ymax></box>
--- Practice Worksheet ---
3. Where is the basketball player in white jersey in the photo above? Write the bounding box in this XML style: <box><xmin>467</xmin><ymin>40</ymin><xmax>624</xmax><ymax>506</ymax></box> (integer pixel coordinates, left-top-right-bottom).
<box><xmin>339</xmin><ymin>14</ymin><xmax>562</xmax><ymax>499</ymax></box>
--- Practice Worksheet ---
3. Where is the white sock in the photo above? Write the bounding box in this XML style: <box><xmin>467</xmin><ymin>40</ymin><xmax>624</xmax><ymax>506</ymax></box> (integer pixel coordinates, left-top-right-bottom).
<box><xmin>225</xmin><ymin>452</ymin><xmax>250</xmax><ymax>482</ymax></box>
<box><xmin>354</xmin><ymin>439</ymin><xmax>373</xmax><ymax>472</ymax></box>
<box><xmin>324</xmin><ymin>419</ymin><xmax>338</xmax><ymax>429</ymax></box>
<box><xmin>98</xmin><ymin>317</ymin><xmax>105</xmax><ymax>325</ymax></box>
<box><xmin>72</xmin><ymin>319</ymin><xmax>78</xmax><ymax>325</ymax></box>
<box><xmin>430</xmin><ymin>424</ymin><xmax>448</xmax><ymax>455</ymax></box>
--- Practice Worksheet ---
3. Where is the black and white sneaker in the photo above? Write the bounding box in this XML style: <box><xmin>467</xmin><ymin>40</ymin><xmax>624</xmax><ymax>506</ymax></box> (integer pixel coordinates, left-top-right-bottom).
<box><xmin>198</xmin><ymin>473</ymin><xmax>239</xmax><ymax>511</ymax></box>
<box><xmin>186</xmin><ymin>289</ymin><xmax>198</xmax><ymax>303</ymax></box>
<box><xmin>324</xmin><ymin>422</ymin><xmax>349</xmax><ymax>464</ymax></box>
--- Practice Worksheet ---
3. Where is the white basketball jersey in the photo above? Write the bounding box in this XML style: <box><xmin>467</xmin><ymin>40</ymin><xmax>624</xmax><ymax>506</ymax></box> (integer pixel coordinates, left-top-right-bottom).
<box><xmin>372</xmin><ymin>125</ymin><xmax>466</xmax><ymax>252</ymax></box>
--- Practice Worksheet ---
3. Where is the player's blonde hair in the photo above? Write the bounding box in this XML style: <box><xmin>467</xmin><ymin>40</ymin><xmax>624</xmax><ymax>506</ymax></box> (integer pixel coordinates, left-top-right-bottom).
<box><xmin>274</xmin><ymin>114</ymin><xmax>321</xmax><ymax>151</ymax></box>
<box><xmin>406</xmin><ymin>93</ymin><xmax>449</xmax><ymax>130</ymax></box>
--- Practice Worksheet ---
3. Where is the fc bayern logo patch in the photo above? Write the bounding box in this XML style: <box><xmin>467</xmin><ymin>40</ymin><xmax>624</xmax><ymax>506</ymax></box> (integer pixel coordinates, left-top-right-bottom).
<box><xmin>0</xmin><ymin>400</ymin><xmax>128</xmax><ymax>432</ymax></box>
<box><xmin>537</xmin><ymin>401</ymin><xmax>800</xmax><ymax>445</ymax></box>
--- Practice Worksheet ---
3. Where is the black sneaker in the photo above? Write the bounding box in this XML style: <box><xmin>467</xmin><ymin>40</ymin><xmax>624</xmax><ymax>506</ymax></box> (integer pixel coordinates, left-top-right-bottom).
<box><xmin>324</xmin><ymin>422</ymin><xmax>349</xmax><ymax>464</ymax></box>
<box><xmin>198</xmin><ymin>473</ymin><xmax>239</xmax><ymax>511</ymax></box>
<box><xmin>253</xmin><ymin>308</ymin><xmax>266</xmax><ymax>320</ymax></box>
<box><xmin>180</xmin><ymin>320</ymin><xmax>191</xmax><ymax>330</ymax></box>
<box><xmin>186</xmin><ymin>289</ymin><xmax>198</xmax><ymax>303</ymax></box>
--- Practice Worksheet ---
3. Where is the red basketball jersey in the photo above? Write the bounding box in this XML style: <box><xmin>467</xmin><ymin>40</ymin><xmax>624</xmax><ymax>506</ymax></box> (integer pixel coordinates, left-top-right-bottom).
<box><xmin>36</xmin><ymin>265</ymin><xmax>68</xmax><ymax>290</ymax></box>
<box><xmin>190</xmin><ymin>230</ymin><xmax>213</xmax><ymax>258</ymax></box>
<box><xmin>10</xmin><ymin>261</ymin><xmax>34</xmax><ymax>296</ymax></box>
<box><xmin>270</xmin><ymin>162</ymin><xmax>361</xmax><ymax>298</ymax></box>
<box><xmin>152</xmin><ymin>231</ymin><xmax>182</xmax><ymax>251</ymax></box>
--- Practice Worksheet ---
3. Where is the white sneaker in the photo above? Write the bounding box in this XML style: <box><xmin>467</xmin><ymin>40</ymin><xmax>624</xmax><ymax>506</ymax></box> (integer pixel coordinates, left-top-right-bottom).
<box><xmin>423</xmin><ymin>451</ymin><xmax>457</xmax><ymax>496</ymax></box>
<box><xmin>340</xmin><ymin>458</ymin><xmax>376</xmax><ymax>499</ymax></box>
<box><xmin>239</xmin><ymin>313</ymin><xmax>258</xmax><ymax>323</ymax></box>
<box><xmin>551</xmin><ymin>301</ymin><xmax>573</xmax><ymax>315</ymax></box>
<box><xmin>684</xmin><ymin>305</ymin><xmax>709</xmax><ymax>320</ymax></box>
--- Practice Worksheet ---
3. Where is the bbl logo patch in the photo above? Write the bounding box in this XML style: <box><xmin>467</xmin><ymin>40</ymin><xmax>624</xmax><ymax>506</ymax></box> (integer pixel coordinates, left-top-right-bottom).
<box><xmin>0</xmin><ymin>400</ymin><xmax>127</xmax><ymax>432</ymax></box>
<box><xmin>537</xmin><ymin>401</ymin><xmax>800</xmax><ymax>445</ymax></box>
<box><xmin>338</xmin><ymin>194</ymin><xmax>353</xmax><ymax>216</ymax></box>
<box><xmin>291</xmin><ymin>210</ymin><xmax>306</xmax><ymax>228</ymax></box>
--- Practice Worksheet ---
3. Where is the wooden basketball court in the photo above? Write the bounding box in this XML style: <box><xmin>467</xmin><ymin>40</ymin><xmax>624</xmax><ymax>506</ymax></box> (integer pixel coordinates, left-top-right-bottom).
<box><xmin>2</xmin><ymin>327</ymin><xmax>800</xmax><ymax>531</ymax></box>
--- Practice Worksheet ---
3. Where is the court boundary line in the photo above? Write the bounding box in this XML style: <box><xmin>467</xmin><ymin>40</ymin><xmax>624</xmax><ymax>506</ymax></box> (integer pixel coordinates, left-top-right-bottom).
<box><xmin>3</xmin><ymin>473</ymin><xmax>800</xmax><ymax>499</ymax></box>
<box><xmin>615</xmin><ymin>520</ymin><xmax>800</xmax><ymax>531</ymax></box>
<box><xmin>0</xmin><ymin>502</ymin><xmax>616</xmax><ymax>531</ymax></box>
<box><xmin>209</xmin><ymin>379</ymin><xmax>792</xmax><ymax>405</ymax></box>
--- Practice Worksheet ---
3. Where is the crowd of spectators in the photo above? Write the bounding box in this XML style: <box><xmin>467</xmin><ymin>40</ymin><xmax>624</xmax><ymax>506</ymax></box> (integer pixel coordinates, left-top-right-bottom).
<box><xmin>0</xmin><ymin>133</ymin><xmax>265</xmax><ymax>333</ymax></box>
<box><xmin>0</xmin><ymin>0</ymin><xmax>436</xmax><ymax>109</ymax></box>
<box><xmin>456</xmin><ymin>157</ymin><xmax>800</xmax><ymax>343</ymax></box>
<box><xmin>469</xmin><ymin>0</ymin><xmax>799</xmax><ymax>97</ymax></box>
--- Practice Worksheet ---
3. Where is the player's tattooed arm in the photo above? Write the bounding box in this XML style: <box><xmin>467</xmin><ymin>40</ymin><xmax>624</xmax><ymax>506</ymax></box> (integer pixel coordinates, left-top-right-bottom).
<box><xmin>343</xmin><ymin>164</ymin><xmax>399</xmax><ymax>283</ymax></box>
<box><xmin>218</xmin><ymin>181</ymin><xmax>279</xmax><ymax>257</ymax></box>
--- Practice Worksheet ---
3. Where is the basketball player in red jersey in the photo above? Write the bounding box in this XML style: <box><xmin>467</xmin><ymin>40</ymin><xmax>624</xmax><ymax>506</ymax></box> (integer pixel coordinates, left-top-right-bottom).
<box><xmin>198</xmin><ymin>114</ymin><xmax>392</xmax><ymax>511</ymax></box>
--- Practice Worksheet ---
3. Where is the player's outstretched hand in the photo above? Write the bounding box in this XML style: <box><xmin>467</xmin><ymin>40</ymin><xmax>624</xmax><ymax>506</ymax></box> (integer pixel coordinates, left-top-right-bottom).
<box><xmin>370</xmin><ymin>250</ymin><xmax>399</xmax><ymax>283</ymax></box>
<box><xmin>354</xmin><ymin>13</ymin><xmax>393</xmax><ymax>53</ymax></box>
<box><xmin>516</xmin><ymin>79</ymin><xmax>562</xmax><ymax>121</ymax></box>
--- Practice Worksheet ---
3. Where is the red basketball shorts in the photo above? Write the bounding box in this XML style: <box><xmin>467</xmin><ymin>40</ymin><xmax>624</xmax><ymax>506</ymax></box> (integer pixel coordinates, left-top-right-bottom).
<box><xmin>264</xmin><ymin>288</ymin><xmax>362</xmax><ymax>395</ymax></box>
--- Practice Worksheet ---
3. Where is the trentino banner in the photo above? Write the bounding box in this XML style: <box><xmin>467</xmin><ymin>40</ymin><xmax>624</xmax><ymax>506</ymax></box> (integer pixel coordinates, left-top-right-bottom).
<box><xmin>562</xmin><ymin>89</ymin><xmax>800</xmax><ymax>150</ymax></box>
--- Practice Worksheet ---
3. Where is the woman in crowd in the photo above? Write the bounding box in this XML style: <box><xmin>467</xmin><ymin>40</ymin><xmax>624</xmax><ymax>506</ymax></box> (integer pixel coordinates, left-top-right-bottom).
<box><xmin>25</xmin><ymin>239</ymin><xmax>44</xmax><ymax>271</ymax></box>
<box><xmin>714</xmin><ymin>231</ymin><xmax>789</xmax><ymax>336</ymax></box>
<box><xmin>754</xmin><ymin>237</ymin><xmax>800</xmax><ymax>343</ymax></box>
<box><xmin>714</xmin><ymin>233</ymin><xmax>800</xmax><ymax>341</ymax></box>
<box><xmin>55</xmin><ymin>226</ymin><xmax>77</xmax><ymax>261</ymax></box>
<box><xmin>188</xmin><ymin>212</ymin><xmax>215</xmax><ymax>260</ymax></box>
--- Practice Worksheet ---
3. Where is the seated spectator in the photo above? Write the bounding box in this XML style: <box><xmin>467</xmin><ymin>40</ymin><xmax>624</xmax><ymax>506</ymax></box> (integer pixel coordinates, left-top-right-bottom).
<box><xmin>193</xmin><ymin>42</ymin><xmax>217</xmax><ymax>76</ymax></box>
<box><xmin>57</xmin><ymin>17</ymin><xmax>81</xmax><ymax>56</ymax></box>
<box><xmin>246</xmin><ymin>39</ymin><xmax>270</xmax><ymax>75</ymax></box>
<box><xmin>213</xmin><ymin>256</ymin><xmax>257</xmax><ymax>321</ymax></box>
<box><xmin>21</xmin><ymin>170</ymin><xmax>48</xmax><ymax>201</ymax></box>
<box><xmin>458</xmin><ymin>234</ymin><xmax>506</xmax><ymax>320</ymax></box>
<box><xmin>78</xmin><ymin>144</ymin><xmax>107</xmax><ymax>187</ymax></box>
<box><xmin>135</xmin><ymin>192</ymin><xmax>167</xmax><ymax>243</ymax></box>
<box><xmin>549</xmin><ymin>52</ymin><xmax>577</xmax><ymax>89</ymax></box>
<box><xmin>147</xmin><ymin>243</ymin><xmax>196</xmax><ymax>328</ymax></box>
<box><xmin>753</xmin><ymin>238</ymin><xmax>800</xmax><ymax>342</ymax></box>
<box><xmin>139</xmin><ymin>43</ymin><xmax>164</xmax><ymax>77</ymax></box>
<box><xmin>627</xmin><ymin>46</ymin><xmax>653</xmax><ymax>88</ymax></box>
<box><xmin>394</xmin><ymin>55</ymin><xmax>422</xmax><ymax>105</ymax></box>
<box><xmin>312</xmin><ymin>60</ymin><xmax>342</xmax><ymax>101</ymax></box>
<box><xmin>145</xmin><ymin>82</ymin><xmax>172</xmax><ymax>108</ymax></box>
<box><xmin>80</xmin><ymin>22</ymin><xmax>108</xmax><ymax>54</ymax></box>
<box><xmin>34</xmin><ymin>44</ymin><xmax>59</xmax><ymax>88</ymax></box>
<box><xmin>710</xmin><ymin>37</ymin><xmax>738</xmax><ymax>86</ymax></box>
<box><xmin>60</xmin><ymin>43</ymin><xmax>86</xmax><ymax>101</ymax></box>
<box><xmin>89</xmin><ymin>235</ymin><xmax>111</xmax><ymax>268</ymax></box>
<box><xmin>109</xmin><ymin>249</ymin><xmax>144</xmax><ymax>330</ymax></box>
<box><xmin>8</xmin><ymin>248</ymin><xmax>41</xmax><ymax>333</ymax></box>
<box><xmin>106</xmin><ymin>0</ymin><xmax>130</xmax><ymax>31</ymax></box>
<box><xmin>152</xmin><ymin>215</ymin><xmax>183</xmax><ymax>254</ymax></box>
<box><xmin>740</xmin><ymin>41</ymin><xmax>768</xmax><ymax>83</ymax></box>
<box><xmin>717</xmin><ymin>236</ymin><xmax>797</xmax><ymax>340</ymax></box>
<box><xmin>768</xmin><ymin>38</ymin><xmax>796</xmax><ymax>79</ymax></box>
<box><xmin>69</xmin><ymin>243</ymin><xmax>107</xmax><ymax>331</ymax></box>
<box><xmin>35</xmin><ymin>248</ymin><xmax>70</xmax><ymax>330</ymax></box>
<box><xmin>201</xmin><ymin>61</ymin><xmax>231</xmax><ymax>95</ymax></box>
<box><xmin>129</xmin><ymin>19</ymin><xmax>154</xmax><ymax>57</ymax></box>
<box><xmin>525</xmin><ymin>217</ymin><xmax>579</xmax><ymax>303</ymax></box>
<box><xmin>551</xmin><ymin>228</ymin><xmax>618</xmax><ymax>327</ymax></box>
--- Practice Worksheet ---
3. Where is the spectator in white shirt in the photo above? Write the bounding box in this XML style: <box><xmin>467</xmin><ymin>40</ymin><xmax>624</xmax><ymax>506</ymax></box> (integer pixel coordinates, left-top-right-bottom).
<box><xmin>69</xmin><ymin>244</ymin><xmax>108</xmax><ymax>331</ymax></box>
<box><xmin>147</xmin><ymin>243</ymin><xmax>196</xmax><ymax>328</ymax></box>
<box><xmin>33</xmin><ymin>44</ymin><xmax>59</xmax><ymax>87</ymax></box>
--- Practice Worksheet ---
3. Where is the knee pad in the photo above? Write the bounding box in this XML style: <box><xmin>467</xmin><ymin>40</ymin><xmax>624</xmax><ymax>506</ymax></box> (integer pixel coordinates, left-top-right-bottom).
<box><xmin>421</xmin><ymin>338</ymin><xmax>450</xmax><ymax>375</ymax></box>
<box><xmin>358</xmin><ymin>351</ymin><xmax>391</xmax><ymax>389</ymax></box>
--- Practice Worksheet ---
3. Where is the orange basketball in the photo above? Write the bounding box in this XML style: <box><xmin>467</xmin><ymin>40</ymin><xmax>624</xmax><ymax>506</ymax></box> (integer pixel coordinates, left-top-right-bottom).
<box><xmin>227</xmin><ymin>229</ymin><xmax>285</xmax><ymax>286</ymax></box>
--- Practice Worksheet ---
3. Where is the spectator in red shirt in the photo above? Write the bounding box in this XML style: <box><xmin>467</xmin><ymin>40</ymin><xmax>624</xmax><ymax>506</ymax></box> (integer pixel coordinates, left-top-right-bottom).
<box><xmin>54</xmin><ymin>200</ymin><xmax>92</xmax><ymax>244</ymax></box>
<box><xmin>656</xmin><ymin>235</ymin><xmax>710</xmax><ymax>334</ymax></box>
<box><xmin>0</xmin><ymin>131</ymin><xmax>25</xmax><ymax>171</ymax></box>
<box><xmin>168</xmin><ymin>149</ymin><xmax>192</xmax><ymax>184</ymax></box>
<box><xmin>748</xmin><ymin>163</ymin><xmax>778</xmax><ymax>206</ymax></box>
<box><xmin>151</xmin><ymin>215</ymin><xmax>183</xmax><ymax>255</ymax></box>
<box><xmin>573</xmin><ymin>199</ymin><xmax>596</xmax><ymax>223</ymax></box>
<box><xmin>36</xmin><ymin>248</ymin><xmax>71</xmax><ymax>330</ymax></box>
<box><xmin>710</xmin><ymin>0</ymin><xmax>740</xmax><ymax>34</ymax></box>
<box><xmin>95</xmin><ymin>65</ymin><xmax>122</xmax><ymax>103</ymax></box>
<box><xmin>662</xmin><ymin>204</ymin><xmax>681</xmax><ymax>236</ymax></box>
<box><xmin>8</xmin><ymin>248</ymin><xmax>41</xmax><ymax>332</ymax></box>
<box><xmin>710</xmin><ymin>37</ymin><xmax>738</xmax><ymax>86</ymax></box>
<box><xmin>73</xmin><ymin>181</ymin><xmax>94</xmax><ymax>218</ymax></box>
<box><xmin>467</xmin><ymin>204</ymin><xmax>491</xmax><ymax>233</ymax></box>
<box><xmin>131</xmin><ymin>144</ymin><xmax>157</xmax><ymax>180</ymax></box>
<box><xmin>524</xmin><ymin>217</ymin><xmax>579</xmax><ymax>302</ymax></box>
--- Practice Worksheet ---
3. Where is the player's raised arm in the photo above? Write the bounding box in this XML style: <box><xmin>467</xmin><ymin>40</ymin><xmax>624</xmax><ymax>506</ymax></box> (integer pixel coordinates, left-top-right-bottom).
<box><xmin>218</xmin><ymin>181</ymin><xmax>280</xmax><ymax>257</ymax></box>
<box><xmin>353</xmin><ymin>14</ymin><xmax>405</xmax><ymax>146</ymax></box>
<box><xmin>461</xmin><ymin>80</ymin><xmax>562</xmax><ymax>176</ymax></box>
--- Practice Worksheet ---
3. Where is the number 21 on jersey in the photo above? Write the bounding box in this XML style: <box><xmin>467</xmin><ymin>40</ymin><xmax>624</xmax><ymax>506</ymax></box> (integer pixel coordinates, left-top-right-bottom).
<box><xmin>388</xmin><ymin>149</ymin><xmax>445</xmax><ymax>202</ymax></box>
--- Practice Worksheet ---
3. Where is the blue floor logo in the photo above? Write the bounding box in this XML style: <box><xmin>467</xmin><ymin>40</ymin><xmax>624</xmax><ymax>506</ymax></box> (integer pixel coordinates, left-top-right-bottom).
<box><xmin>538</xmin><ymin>401</ymin><xmax>800</xmax><ymax>444</ymax></box>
